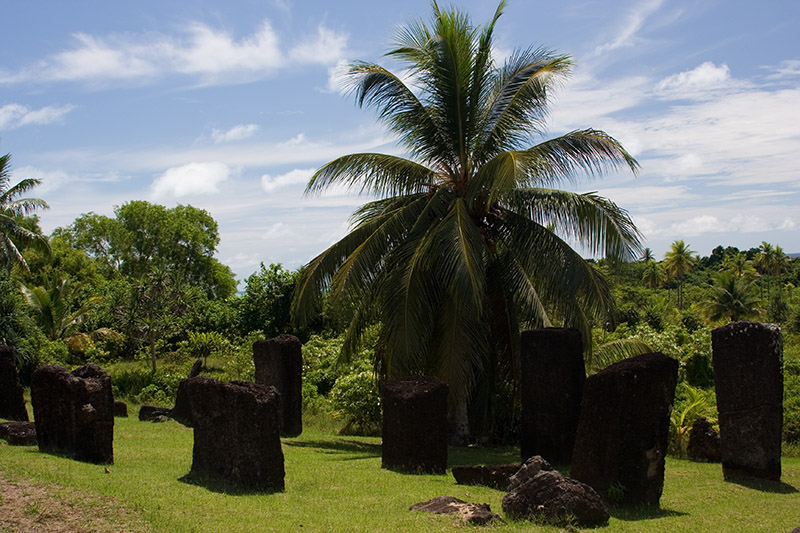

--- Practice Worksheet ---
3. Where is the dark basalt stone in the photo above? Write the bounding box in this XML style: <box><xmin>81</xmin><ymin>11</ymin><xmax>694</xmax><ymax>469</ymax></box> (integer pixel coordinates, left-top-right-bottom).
<box><xmin>410</xmin><ymin>496</ymin><xmax>504</xmax><ymax>526</ymax></box>
<box><xmin>381</xmin><ymin>376</ymin><xmax>448</xmax><ymax>474</ymax></box>
<box><xmin>0</xmin><ymin>345</ymin><xmax>29</xmax><ymax>422</ymax></box>
<box><xmin>181</xmin><ymin>376</ymin><xmax>285</xmax><ymax>491</ymax></box>
<box><xmin>520</xmin><ymin>328</ymin><xmax>585</xmax><ymax>464</ymax></box>
<box><xmin>138</xmin><ymin>405</ymin><xmax>173</xmax><ymax>422</ymax></box>
<box><xmin>570</xmin><ymin>352</ymin><xmax>678</xmax><ymax>506</ymax></box>
<box><xmin>253</xmin><ymin>335</ymin><xmax>303</xmax><ymax>437</ymax></box>
<box><xmin>502</xmin><ymin>456</ymin><xmax>608</xmax><ymax>527</ymax></box>
<box><xmin>687</xmin><ymin>417</ymin><xmax>721</xmax><ymax>463</ymax></box>
<box><xmin>452</xmin><ymin>464</ymin><xmax>522</xmax><ymax>490</ymax></box>
<box><xmin>31</xmin><ymin>364</ymin><xmax>114</xmax><ymax>464</ymax></box>
<box><xmin>712</xmin><ymin>321</ymin><xmax>783</xmax><ymax>481</ymax></box>
<box><xmin>113</xmin><ymin>401</ymin><xmax>128</xmax><ymax>418</ymax></box>
<box><xmin>0</xmin><ymin>421</ymin><xmax>37</xmax><ymax>446</ymax></box>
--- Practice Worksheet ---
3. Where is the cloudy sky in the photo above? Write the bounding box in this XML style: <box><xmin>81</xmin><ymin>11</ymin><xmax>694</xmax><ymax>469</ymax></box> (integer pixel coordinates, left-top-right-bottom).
<box><xmin>2</xmin><ymin>0</ymin><xmax>799</xmax><ymax>283</ymax></box>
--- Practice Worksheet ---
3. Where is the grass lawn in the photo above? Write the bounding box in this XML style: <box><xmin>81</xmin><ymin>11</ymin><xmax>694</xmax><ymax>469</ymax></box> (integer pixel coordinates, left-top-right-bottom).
<box><xmin>2</xmin><ymin>412</ymin><xmax>800</xmax><ymax>532</ymax></box>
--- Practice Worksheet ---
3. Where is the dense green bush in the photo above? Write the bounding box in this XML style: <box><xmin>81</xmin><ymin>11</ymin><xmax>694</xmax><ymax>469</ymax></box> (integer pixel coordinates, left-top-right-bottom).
<box><xmin>785</xmin><ymin>360</ymin><xmax>800</xmax><ymax>443</ymax></box>
<box><xmin>329</xmin><ymin>370</ymin><xmax>382</xmax><ymax>436</ymax></box>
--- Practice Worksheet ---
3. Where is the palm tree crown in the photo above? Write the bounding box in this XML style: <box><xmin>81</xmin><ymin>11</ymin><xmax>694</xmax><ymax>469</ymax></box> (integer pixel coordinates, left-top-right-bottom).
<box><xmin>292</xmin><ymin>1</ymin><xmax>641</xmax><ymax>436</ymax></box>
<box><xmin>0</xmin><ymin>152</ymin><xmax>49</xmax><ymax>271</ymax></box>
<box><xmin>664</xmin><ymin>240</ymin><xmax>696</xmax><ymax>310</ymax></box>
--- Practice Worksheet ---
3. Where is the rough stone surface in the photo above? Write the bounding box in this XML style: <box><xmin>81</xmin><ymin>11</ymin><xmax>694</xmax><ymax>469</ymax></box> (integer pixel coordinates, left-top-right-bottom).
<box><xmin>113</xmin><ymin>401</ymin><xmax>128</xmax><ymax>418</ymax></box>
<box><xmin>0</xmin><ymin>345</ymin><xmax>29</xmax><ymax>422</ymax></box>
<box><xmin>381</xmin><ymin>376</ymin><xmax>448</xmax><ymax>474</ymax></box>
<box><xmin>182</xmin><ymin>376</ymin><xmax>285</xmax><ymax>491</ymax></box>
<box><xmin>520</xmin><ymin>328</ymin><xmax>585</xmax><ymax>464</ymax></box>
<box><xmin>687</xmin><ymin>417</ymin><xmax>721</xmax><ymax>463</ymax></box>
<box><xmin>712</xmin><ymin>321</ymin><xmax>783</xmax><ymax>481</ymax></box>
<box><xmin>187</xmin><ymin>359</ymin><xmax>203</xmax><ymax>378</ymax></box>
<box><xmin>570</xmin><ymin>352</ymin><xmax>678</xmax><ymax>506</ymax></box>
<box><xmin>410</xmin><ymin>496</ymin><xmax>504</xmax><ymax>526</ymax></box>
<box><xmin>452</xmin><ymin>464</ymin><xmax>522</xmax><ymax>490</ymax></box>
<box><xmin>253</xmin><ymin>334</ymin><xmax>302</xmax><ymax>437</ymax></box>
<box><xmin>138</xmin><ymin>405</ymin><xmax>173</xmax><ymax>422</ymax></box>
<box><xmin>172</xmin><ymin>380</ymin><xmax>193</xmax><ymax>427</ymax></box>
<box><xmin>0</xmin><ymin>421</ymin><xmax>37</xmax><ymax>445</ymax></box>
<box><xmin>31</xmin><ymin>364</ymin><xmax>114</xmax><ymax>464</ymax></box>
<box><xmin>508</xmin><ymin>455</ymin><xmax>555</xmax><ymax>490</ymax></box>
<box><xmin>502</xmin><ymin>458</ymin><xmax>609</xmax><ymax>527</ymax></box>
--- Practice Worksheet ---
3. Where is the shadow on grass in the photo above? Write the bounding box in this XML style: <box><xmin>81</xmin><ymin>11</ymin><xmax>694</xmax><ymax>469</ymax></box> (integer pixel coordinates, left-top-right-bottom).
<box><xmin>724</xmin><ymin>473</ymin><xmax>798</xmax><ymax>494</ymax></box>
<box><xmin>177</xmin><ymin>472</ymin><xmax>284</xmax><ymax>495</ymax></box>
<box><xmin>609</xmin><ymin>505</ymin><xmax>688</xmax><ymax>521</ymax></box>
<box><xmin>283</xmin><ymin>438</ymin><xmax>382</xmax><ymax>459</ymax></box>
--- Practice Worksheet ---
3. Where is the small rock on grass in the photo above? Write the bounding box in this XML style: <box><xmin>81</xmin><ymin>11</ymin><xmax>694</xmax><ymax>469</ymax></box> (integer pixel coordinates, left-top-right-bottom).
<box><xmin>411</xmin><ymin>496</ymin><xmax>504</xmax><ymax>526</ymax></box>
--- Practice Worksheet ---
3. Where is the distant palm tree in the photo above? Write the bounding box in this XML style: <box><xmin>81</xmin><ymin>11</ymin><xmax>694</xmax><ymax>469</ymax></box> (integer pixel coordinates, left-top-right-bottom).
<box><xmin>0</xmin><ymin>151</ymin><xmax>49</xmax><ymax>271</ymax></box>
<box><xmin>722</xmin><ymin>252</ymin><xmax>757</xmax><ymax>281</ymax></box>
<box><xmin>292</xmin><ymin>1</ymin><xmax>641</xmax><ymax>442</ymax></box>
<box><xmin>755</xmin><ymin>241</ymin><xmax>789</xmax><ymax>296</ymax></box>
<box><xmin>640</xmin><ymin>247</ymin><xmax>655</xmax><ymax>263</ymax></box>
<box><xmin>641</xmin><ymin>259</ymin><xmax>664</xmax><ymax>289</ymax></box>
<box><xmin>663</xmin><ymin>240</ymin><xmax>696</xmax><ymax>310</ymax></box>
<box><xmin>705</xmin><ymin>271</ymin><xmax>760</xmax><ymax>322</ymax></box>
<box><xmin>21</xmin><ymin>277</ymin><xmax>96</xmax><ymax>341</ymax></box>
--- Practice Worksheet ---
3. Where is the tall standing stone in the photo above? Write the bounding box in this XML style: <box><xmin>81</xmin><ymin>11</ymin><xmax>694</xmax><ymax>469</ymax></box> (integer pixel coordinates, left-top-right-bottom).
<box><xmin>520</xmin><ymin>328</ymin><xmax>585</xmax><ymax>464</ymax></box>
<box><xmin>712</xmin><ymin>321</ymin><xmax>783</xmax><ymax>481</ymax></box>
<box><xmin>0</xmin><ymin>345</ymin><xmax>29</xmax><ymax>421</ymax></box>
<box><xmin>253</xmin><ymin>334</ymin><xmax>302</xmax><ymax>437</ymax></box>
<box><xmin>181</xmin><ymin>376</ymin><xmax>285</xmax><ymax>491</ymax></box>
<box><xmin>31</xmin><ymin>363</ymin><xmax>114</xmax><ymax>464</ymax></box>
<box><xmin>570</xmin><ymin>352</ymin><xmax>678</xmax><ymax>506</ymax></box>
<box><xmin>381</xmin><ymin>376</ymin><xmax>448</xmax><ymax>474</ymax></box>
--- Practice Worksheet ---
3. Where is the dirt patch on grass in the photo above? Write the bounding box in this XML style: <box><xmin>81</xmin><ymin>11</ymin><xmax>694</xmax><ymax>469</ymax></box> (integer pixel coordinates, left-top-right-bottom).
<box><xmin>0</xmin><ymin>474</ymin><xmax>149</xmax><ymax>532</ymax></box>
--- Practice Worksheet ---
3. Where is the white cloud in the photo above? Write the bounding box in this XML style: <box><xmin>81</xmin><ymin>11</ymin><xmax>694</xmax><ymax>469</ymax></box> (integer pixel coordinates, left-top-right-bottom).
<box><xmin>765</xmin><ymin>59</ymin><xmax>800</xmax><ymax>80</ymax></box>
<box><xmin>326</xmin><ymin>59</ymin><xmax>351</xmax><ymax>94</ymax></box>
<box><xmin>262</xmin><ymin>222</ymin><xmax>292</xmax><ymax>239</ymax></box>
<box><xmin>11</xmin><ymin>165</ymin><xmax>122</xmax><ymax>193</ymax></box>
<box><xmin>261</xmin><ymin>168</ymin><xmax>315</xmax><ymax>192</ymax></box>
<box><xmin>597</xmin><ymin>185</ymin><xmax>692</xmax><ymax>208</ymax></box>
<box><xmin>289</xmin><ymin>25</ymin><xmax>349</xmax><ymax>65</ymax></box>
<box><xmin>211</xmin><ymin>124</ymin><xmax>259</xmax><ymax>144</ymax></box>
<box><xmin>3</xmin><ymin>20</ymin><xmax>348</xmax><ymax>86</ymax></box>
<box><xmin>591</xmin><ymin>0</ymin><xmax>664</xmax><ymax>57</ymax></box>
<box><xmin>0</xmin><ymin>103</ymin><xmax>75</xmax><ymax>130</ymax></box>
<box><xmin>150</xmin><ymin>162</ymin><xmax>232</xmax><ymax>199</ymax></box>
<box><xmin>655</xmin><ymin>61</ymin><xmax>736</xmax><ymax>99</ymax></box>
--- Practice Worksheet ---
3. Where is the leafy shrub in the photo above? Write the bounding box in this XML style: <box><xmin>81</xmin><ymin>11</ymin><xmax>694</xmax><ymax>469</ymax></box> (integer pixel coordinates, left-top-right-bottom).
<box><xmin>329</xmin><ymin>370</ymin><xmax>382</xmax><ymax>436</ymax></box>
<box><xmin>785</xmin><ymin>360</ymin><xmax>800</xmax><ymax>443</ymax></box>
<box><xmin>684</xmin><ymin>352</ymin><xmax>714</xmax><ymax>387</ymax></box>
<box><xmin>220</xmin><ymin>331</ymin><xmax>259</xmax><ymax>382</ymax></box>
<box><xmin>109</xmin><ymin>368</ymin><xmax>182</xmax><ymax>402</ymax></box>
<box><xmin>669</xmin><ymin>382</ymin><xmax>717</xmax><ymax>456</ymax></box>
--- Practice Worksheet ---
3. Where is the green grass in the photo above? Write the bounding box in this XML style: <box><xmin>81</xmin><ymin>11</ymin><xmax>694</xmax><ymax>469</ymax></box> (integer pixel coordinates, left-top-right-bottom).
<box><xmin>1</xmin><ymin>414</ymin><xmax>799</xmax><ymax>532</ymax></box>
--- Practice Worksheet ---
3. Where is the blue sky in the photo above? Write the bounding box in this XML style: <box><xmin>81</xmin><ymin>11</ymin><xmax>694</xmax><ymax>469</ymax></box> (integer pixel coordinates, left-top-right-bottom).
<box><xmin>2</xmin><ymin>0</ymin><xmax>799</xmax><ymax>283</ymax></box>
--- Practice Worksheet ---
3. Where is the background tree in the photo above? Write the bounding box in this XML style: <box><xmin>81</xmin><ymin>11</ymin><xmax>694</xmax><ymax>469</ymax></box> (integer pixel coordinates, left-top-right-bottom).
<box><xmin>705</xmin><ymin>270</ymin><xmax>760</xmax><ymax>322</ymax></box>
<box><xmin>20</xmin><ymin>276</ymin><xmax>97</xmax><ymax>341</ymax></box>
<box><xmin>641</xmin><ymin>259</ymin><xmax>664</xmax><ymax>289</ymax></box>
<box><xmin>59</xmin><ymin>201</ymin><xmax>236</xmax><ymax>298</ymax></box>
<box><xmin>0</xmin><ymin>152</ymin><xmax>49</xmax><ymax>271</ymax></box>
<box><xmin>236</xmin><ymin>262</ymin><xmax>301</xmax><ymax>338</ymax></box>
<box><xmin>292</xmin><ymin>1</ymin><xmax>641</xmax><ymax>443</ymax></box>
<box><xmin>664</xmin><ymin>240</ymin><xmax>697</xmax><ymax>311</ymax></box>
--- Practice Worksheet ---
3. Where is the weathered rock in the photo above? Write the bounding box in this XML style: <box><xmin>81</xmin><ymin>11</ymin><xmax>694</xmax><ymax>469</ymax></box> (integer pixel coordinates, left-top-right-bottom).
<box><xmin>570</xmin><ymin>352</ymin><xmax>678</xmax><ymax>506</ymax></box>
<box><xmin>172</xmin><ymin>380</ymin><xmax>193</xmax><ymax>427</ymax></box>
<box><xmin>687</xmin><ymin>417</ymin><xmax>721</xmax><ymax>463</ymax></box>
<box><xmin>138</xmin><ymin>405</ymin><xmax>173</xmax><ymax>422</ymax></box>
<box><xmin>253</xmin><ymin>334</ymin><xmax>303</xmax><ymax>437</ymax></box>
<box><xmin>508</xmin><ymin>455</ymin><xmax>554</xmax><ymax>490</ymax></box>
<box><xmin>0</xmin><ymin>421</ymin><xmax>37</xmax><ymax>445</ymax></box>
<box><xmin>410</xmin><ymin>496</ymin><xmax>504</xmax><ymax>526</ymax></box>
<box><xmin>182</xmin><ymin>376</ymin><xmax>285</xmax><ymax>491</ymax></box>
<box><xmin>502</xmin><ymin>462</ymin><xmax>609</xmax><ymax>527</ymax></box>
<box><xmin>382</xmin><ymin>376</ymin><xmax>448</xmax><ymax>474</ymax></box>
<box><xmin>452</xmin><ymin>464</ymin><xmax>522</xmax><ymax>490</ymax></box>
<box><xmin>31</xmin><ymin>364</ymin><xmax>114</xmax><ymax>464</ymax></box>
<box><xmin>712</xmin><ymin>321</ymin><xmax>783</xmax><ymax>481</ymax></box>
<box><xmin>520</xmin><ymin>328</ymin><xmax>585</xmax><ymax>464</ymax></box>
<box><xmin>113</xmin><ymin>401</ymin><xmax>128</xmax><ymax>418</ymax></box>
<box><xmin>188</xmin><ymin>358</ymin><xmax>203</xmax><ymax>378</ymax></box>
<box><xmin>0</xmin><ymin>345</ymin><xmax>29</xmax><ymax>422</ymax></box>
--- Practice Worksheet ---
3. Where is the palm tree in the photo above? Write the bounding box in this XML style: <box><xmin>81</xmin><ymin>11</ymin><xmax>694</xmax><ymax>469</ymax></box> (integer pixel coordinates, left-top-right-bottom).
<box><xmin>755</xmin><ymin>241</ymin><xmax>789</xmax><ymax>297</ymax></box>
<box><xmin>0</xmin><ymin>151</ymin><xmax>49</xmax><ymax>271</ymax></box>
<box><xmin>640</xmin><ymin>247</ymin><xmax>655</xmax><ymax>263</ymax></box>
<box><xmin>641</xmin><ymin>259</ymin><xmax>664</xmax><ymax>289</ymax></box>
<box><xmin>705</xmin><ymin>271</ymin><xmax>760</xmax><ymax>322</ymax></box>
<box><xmin>21</xmin><ymin>277</ymin><xmax>96</xmax><ymax>341</ymax></box>
<box><xmin>722</xmin><ymin>252</ymin><xmax>757</xmax><ymax>281</ymax></box>
<box><xmin>663</xmin><ymin>240</ymin><xmax>696</xmax><ymax>311</ymax></box>
<box><xmin>292</xmin><ymin>1</ymin><xmax>641</xmax><ymax>442</ymax></box>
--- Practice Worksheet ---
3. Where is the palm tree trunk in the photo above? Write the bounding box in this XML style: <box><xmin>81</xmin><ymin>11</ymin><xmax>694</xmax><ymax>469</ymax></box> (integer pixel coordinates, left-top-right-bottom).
<box><xmin>448</xmin><ymin>398</ymin><xmax>470</xmax><ymax>446</ymax></box>
<box><xmin>150</xmin><ymin>335</ymin><xmax>157</xmax><ymax>373</ymax></box>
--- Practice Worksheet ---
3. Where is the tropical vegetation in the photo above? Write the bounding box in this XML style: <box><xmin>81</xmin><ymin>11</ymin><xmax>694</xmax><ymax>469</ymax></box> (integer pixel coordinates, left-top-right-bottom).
<box><xmin>291</xmin><ymin>0</ymin><xmax>641</xmax><ymax>442</ymax></box>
